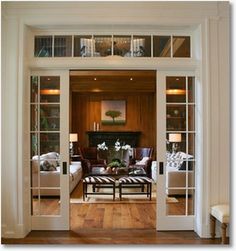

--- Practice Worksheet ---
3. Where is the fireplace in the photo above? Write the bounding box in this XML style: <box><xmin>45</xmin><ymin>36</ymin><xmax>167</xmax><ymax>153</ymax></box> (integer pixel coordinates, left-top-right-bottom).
<box><xmin>86</xmin><ymin>131</ymin><xmax>141</xmax><ymax>147</ymax></box>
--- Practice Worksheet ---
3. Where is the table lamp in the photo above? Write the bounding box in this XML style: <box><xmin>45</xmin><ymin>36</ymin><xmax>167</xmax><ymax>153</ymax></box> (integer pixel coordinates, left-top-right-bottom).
<box><xmin>69</xmin><ymin>133</ymin><xmax>78</xmax><ymax>156</ymax></box>
<box><xmin>169</xmin><ymin>133</ymin><xmax>182</xmax><ymax>153</ymax></box>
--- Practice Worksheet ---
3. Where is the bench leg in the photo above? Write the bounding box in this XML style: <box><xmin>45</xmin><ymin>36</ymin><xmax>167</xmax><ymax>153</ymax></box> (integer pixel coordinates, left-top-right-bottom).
<box><xmin>119</xmin><ymin>184</ymin><xmax>122</xmax><ymax>201</ymax></box>
<box><xmin>113</xmin><ymin>183</ymin><xmax>115</xmax><ymax>201</ymax></box>
<box><xmin>147</xmin><ymin>183</ymin><xmax>150</xmax><ymax>197</ymax></box>
<box><xmin>141</xmin><ymin>184</ymin><xmax>145</xmax><ymax>192</ymax></box>
<box><xmin>210</xmin><ymin>215</ymin><xmax>216</xmax><ymax>239</ymax></box>
<box><xmin>149</xmin><ymin>183</ymin><xmax>152</xmax><ymax>201</ymax></box>
<box><xmin>221</xmin><ymin>223</ymin><xmax>227</xmax><ymax>244</ymax></box>
<box><xmin>83</xmin><ymin>183</ymin><xmax>86</xmax><ymax>201</ymax></box>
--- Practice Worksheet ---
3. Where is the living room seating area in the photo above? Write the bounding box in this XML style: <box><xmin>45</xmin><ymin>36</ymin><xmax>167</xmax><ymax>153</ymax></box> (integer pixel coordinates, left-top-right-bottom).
<box><xmin>78</xmin><ymin>146</ymin><xmax>154</xmax><ymax>177</ymax></box>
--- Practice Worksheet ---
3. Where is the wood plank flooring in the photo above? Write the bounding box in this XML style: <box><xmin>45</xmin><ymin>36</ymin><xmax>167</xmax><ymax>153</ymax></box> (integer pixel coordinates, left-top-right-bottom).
<box><xmin>2</xmin><ymin>182</ymin><xmax>228</xmax><ymax>244</ymax></box>
<box><xmin>2</xmin><ymin>229</ymin><xmax>224</xmax><ymax>244</ymax></box>
<box><xmin>71</xmin><ymin>203</ymin><xmax>156</xmax><ymax>229</ymax></box>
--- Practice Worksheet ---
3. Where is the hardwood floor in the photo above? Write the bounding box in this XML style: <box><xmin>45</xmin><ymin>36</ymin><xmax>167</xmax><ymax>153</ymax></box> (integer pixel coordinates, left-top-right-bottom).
<box><xmin>2</xmin><ymin>202</ymin><xmax>227</xmax><ymax>245</ymax></box>
<box><xmin>2</xmin><ymin>182</ymin><xmax>228</xmax><ymax>244</ymax></box>
<box><xmin>2</xmin><ymin>229</ymin><xmax>224</xmax><ymax>244</ymax></box>
<box><xmin>71</xmin><ymin>203</ymin><xmax>156</xmax><ymax>229</ymax></box>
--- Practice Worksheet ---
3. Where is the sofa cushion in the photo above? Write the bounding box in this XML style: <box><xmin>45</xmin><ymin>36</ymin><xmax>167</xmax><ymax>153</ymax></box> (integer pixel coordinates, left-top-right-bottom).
<box><xmin>211</xmin><ymin>204</ymin><xmax>229</xmax><ymax>223</ymax></box>
<box><xmin>119</xmin><ymin>176</ymin><xmax>152</xmax><ymax>184</ymax></box>
<box><xmin>83</xmin><ymin>176</ymin><xmax>115</xmax><ymax>184</ymax></box>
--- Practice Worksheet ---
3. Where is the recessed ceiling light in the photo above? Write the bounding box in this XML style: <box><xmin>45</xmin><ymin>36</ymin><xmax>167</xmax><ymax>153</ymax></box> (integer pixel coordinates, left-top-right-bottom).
<box><xmin>94</xmin><ymin>78</ymin><xmax>97</xmax><ymax>81</ymax></box>
<box><xmin>130</xmin><ymin>78</ymin><xmax>133</xmax><ymax>81</ymax></box>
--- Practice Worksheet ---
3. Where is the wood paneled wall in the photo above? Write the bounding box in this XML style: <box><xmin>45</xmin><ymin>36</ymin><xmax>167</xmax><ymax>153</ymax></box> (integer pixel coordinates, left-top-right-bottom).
<box><xmin>71</xmin><ymin>92</ymin><xmax>156</xmax><ymax>154</ymax></box>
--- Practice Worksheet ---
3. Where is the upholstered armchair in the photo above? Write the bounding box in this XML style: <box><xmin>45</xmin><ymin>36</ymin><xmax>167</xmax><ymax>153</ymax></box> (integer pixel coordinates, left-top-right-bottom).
<box><xmin>129</xmin><ymin>147</ymin><xmax>154</xmax><ymax>178</ymax></box>
<box><xmin>78</xmin><ymin>147</ymin><xmax>107</xmax><ymax>174</ymax></box>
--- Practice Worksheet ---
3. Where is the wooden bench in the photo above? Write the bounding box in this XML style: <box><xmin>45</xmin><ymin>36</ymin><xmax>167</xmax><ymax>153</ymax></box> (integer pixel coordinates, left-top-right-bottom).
<box><xmin>83</xmin><ymin>176</ymin><xmax>116</xmax><ymax>201</ymax></box>
<box><xmin>118</xmin><ymin>176</ymin><xmax>152</xmax><ymax>201</ymax></box>
<box><xmin>210</xmin><ymin>204</ymin><xmax>229</xmax><ymax>244</ymax></box>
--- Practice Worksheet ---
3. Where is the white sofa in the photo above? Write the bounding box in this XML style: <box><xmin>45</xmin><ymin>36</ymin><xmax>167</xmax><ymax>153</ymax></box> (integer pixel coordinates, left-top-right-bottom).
<box><xmin>151</xmin><ymin>152</ymin><xmax>194</xmax><ymax>195</ymax></box>
<box><xmin>166</xmin><ymin>165</ymin><xmax>194</xmax><ymax>195</ymax></box>
<box><xmin>32</xmin><ymin>152</ymin><xmax>82</xmax><ymax>196</ymax></box>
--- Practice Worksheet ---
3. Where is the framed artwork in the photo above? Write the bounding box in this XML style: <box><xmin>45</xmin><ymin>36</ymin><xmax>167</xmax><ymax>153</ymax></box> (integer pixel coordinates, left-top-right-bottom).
<box><xmin>101</xmin><ymin>100</ymin><xmax>126</xmax><ymax>125</ymax></box>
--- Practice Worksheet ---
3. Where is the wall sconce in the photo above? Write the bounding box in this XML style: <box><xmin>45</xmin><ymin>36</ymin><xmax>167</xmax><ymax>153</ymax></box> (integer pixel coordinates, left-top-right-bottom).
<box><xmin>69</xmin><ymin>133</ymin><xmax>78</xmax><ymax>156</ymax></box>
<box><xmin>169</xmin><ymin>133</ymin><xmax>182</xmax><ymax>153</ymax></box>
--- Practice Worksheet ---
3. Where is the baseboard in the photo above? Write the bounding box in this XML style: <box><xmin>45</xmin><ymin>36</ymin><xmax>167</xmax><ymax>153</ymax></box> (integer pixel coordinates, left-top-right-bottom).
<box><xmin>195</xmin><ymin>222</ymin><xmax>229</xmax><ymax>238</ymax></box>
<box><xmin>2</xmin><ymin>224</ymin><xmax>30</xmax><ymax>238</ymax></box>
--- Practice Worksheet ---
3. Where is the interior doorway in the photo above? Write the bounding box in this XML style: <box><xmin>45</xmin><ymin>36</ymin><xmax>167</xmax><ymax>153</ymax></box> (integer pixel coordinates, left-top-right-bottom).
<box><xmin>69</xmin><ymin>70</ymin><xmax>157</xmax><ymax>230</ymax></box>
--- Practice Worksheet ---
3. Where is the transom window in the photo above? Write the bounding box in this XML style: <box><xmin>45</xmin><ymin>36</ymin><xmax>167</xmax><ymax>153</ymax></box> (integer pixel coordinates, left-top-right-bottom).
<box><xmin>34</xmin><ymin>34</ymin><xmax>191</xmax><ymax>58</ymax></box>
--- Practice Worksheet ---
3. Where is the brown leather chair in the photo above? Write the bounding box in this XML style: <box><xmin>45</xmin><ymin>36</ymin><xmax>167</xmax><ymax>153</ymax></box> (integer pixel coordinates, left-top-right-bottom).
<box><xmin>78</xmin><ymin>147</ymin><xmax>107</xmax><ymax>174</ymax></box>
<box><xmin>129</xmin><ymin>147</ymin><xmax>154</xmax><ymax>178</ymax></box>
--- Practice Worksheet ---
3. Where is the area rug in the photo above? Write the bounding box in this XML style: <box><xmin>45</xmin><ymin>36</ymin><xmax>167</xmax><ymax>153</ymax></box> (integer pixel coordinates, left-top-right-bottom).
<box><xmin>70</xmin><ymin>182</ymin><xmax>178</xmax><ymax>204</ymax></box>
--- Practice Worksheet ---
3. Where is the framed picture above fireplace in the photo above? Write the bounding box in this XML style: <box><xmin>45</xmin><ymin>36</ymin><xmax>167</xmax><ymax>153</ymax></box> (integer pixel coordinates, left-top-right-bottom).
<box><xmin>101</xmin><ymin>100</ymin><xmax>126</xmax><ymax>125</ymax></box>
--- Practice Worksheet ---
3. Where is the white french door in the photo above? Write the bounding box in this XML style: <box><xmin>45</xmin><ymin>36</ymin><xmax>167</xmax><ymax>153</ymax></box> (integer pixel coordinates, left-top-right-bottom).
<box><xmin>157</xmin><ymin>71</ymin><xmax>196</xmax><ymax>230</ymax></box>
<box><xmin>30</xmin><ymin>70</ymin><xmax>70</xmax><ymax>230</ymax></box>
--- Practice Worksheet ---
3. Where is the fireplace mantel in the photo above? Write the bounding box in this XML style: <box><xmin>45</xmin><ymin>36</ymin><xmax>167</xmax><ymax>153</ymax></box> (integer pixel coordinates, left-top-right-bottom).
<box><xmin>86</xmin><ymin>131</ymin><xmax>141</xmax><ymax>147</ymax></box>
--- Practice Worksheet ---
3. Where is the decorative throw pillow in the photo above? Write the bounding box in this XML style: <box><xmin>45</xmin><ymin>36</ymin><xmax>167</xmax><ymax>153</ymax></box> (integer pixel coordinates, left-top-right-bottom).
<box><xmin>166</xmin><ymin>151</ymin><xmax>193</xmax><ymax>170</ymax></box>
<box><xmin>40</xmin><ymin>160</ymin><xmax>57</xmax><ymax>171</ymax></box>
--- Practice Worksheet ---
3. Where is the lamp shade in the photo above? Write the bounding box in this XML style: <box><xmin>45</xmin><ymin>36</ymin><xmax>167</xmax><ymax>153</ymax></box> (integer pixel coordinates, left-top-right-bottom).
<box><xmin>70</xmin><ymin>133</ymin><xmax>78</xmax><ymax>142</ymax></box>
<box><xmin>169</xmin><ymin>133</ymin><xmax>182</xmax><ymax>142</ymax></box>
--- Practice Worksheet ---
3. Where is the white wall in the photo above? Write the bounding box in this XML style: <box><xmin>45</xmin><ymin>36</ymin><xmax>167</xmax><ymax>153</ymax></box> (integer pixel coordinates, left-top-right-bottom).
<box><xmin>1</xmin><ymin>1</ymin><xmax>230</xmax><ymax>238</ymax></box>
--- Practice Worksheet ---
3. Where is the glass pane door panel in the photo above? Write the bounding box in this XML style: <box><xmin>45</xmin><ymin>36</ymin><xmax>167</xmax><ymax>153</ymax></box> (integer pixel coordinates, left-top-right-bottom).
<box><xmin>40</xmin><ymin>104</ymin><xmax>60</xmax><ymax>131</ymax></box>
<box><xmin>31</xmin><ymin>189</ymin><xmax>40</xmax><ymax>215</ymax></box>
<box><xmin>31</xmin><ymin>133</ymin><xmax>38</xmax><ymax>158</ymax></box>
<box><xmin>31</xmin><ymin>190</ymin><xmax>60</xmax><ymax>215</ymax></box>
<box><xmin>173</xmin><ymin>36</ymin><xmax>190</xmax><ymax>58</ymax></box>
<box><xmin>166</xmin><ymin>189</ymin><xmax>186</xmax><ymax>215</ymax></box>
<box><xmin>31</xmin><ymin>76</ymin><xmax>39</xmax><ymax>102</ymax></box>
<box><xmin>153</xmin><ymin>36</ymin><xmax>171</xmax><ymax>57</ymax></box>
<box><xmin>187</xmin><ymin>190</ymin><xmax>195</xmax><ymax>215</ymax></box>
<box><xmin>31</xmin><ymin>160</ymin><xmax>39</xmax><ymax>187</ymax></box>
<box><xmin>188</xmin><ymin>105</ymin><xmax>195</xmax><ymax>131</ymax></box>
<box><xmin>94</xmin><ymin>36</ymin><xmax>112</xmax><ymax>57</ymax></box>
<box><xmin>188</xmin><ymin>133</ymin><xmax>195</xmax><ymax>156</ymax></box>
<box><xmin>31</xmin><ymin>105</ymin><xmax>38</xmax><ymax>131</ymax></box>
<box><xmin>40</xmin><ymin>133</ymin><xmax>60</xmax><ymax>155</ymax></box>
<box><xmin>74</xmin><ymin>35</ymin><xmax>93</xmax><ymax>57</ymax></box>
<box><xmin>167</xmin><ymin>105</ymin><xmax>186</xmax><ymax>131</ymax></box>
<box><xmin>166</xmin><ymin>76</ymin><xmax>186</xmax><ymax>103</ymax></box>
<box><xmin>133</xmin><ymin>35</ymin><xmax>151</xmax><ymax>57</ymax></box>
<box><xmin>187</xmin><ymin>163</ymin><xmax>195</xmax><ymax>187</ymax></box>
<box><xmin>113</xmin><ymin>36</ymin><xmax>131</xmax><ymax>57</ymax></box>
<box><xmin>54</xmin><ymin>36</ymin><xmax>72</xmax><ymax>57</ymax></box>
<box><xmin>40</xmin><ymin>76</ymin><xmax>60</xmax><ymax>103</ymax></box>
<box><xmin>188</xmin><ymin>77</ymin><xmax>195</xmax><ymax>103</ymax></box>
<box><xmin>40</xmin><ymin>192</ymin><xmax>60</xmax><ymax>215</ymax></box>
<box><xmin>167</xmin><ymin>133</ymin><xmax>186</xmax><ymax>153</ymax></box>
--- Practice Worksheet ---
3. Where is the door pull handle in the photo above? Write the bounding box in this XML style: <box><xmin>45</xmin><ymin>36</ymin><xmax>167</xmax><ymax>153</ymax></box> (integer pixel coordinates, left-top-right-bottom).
<box><xmin>63</xmin><ymin>162</ymin><xmax>67</xmax><ymax>175</ymax></box>
<box><xmin>159</xmin><ymin>162</ymin><xmax>164</xmax><ymax>175</ymax></box>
